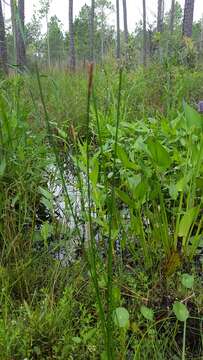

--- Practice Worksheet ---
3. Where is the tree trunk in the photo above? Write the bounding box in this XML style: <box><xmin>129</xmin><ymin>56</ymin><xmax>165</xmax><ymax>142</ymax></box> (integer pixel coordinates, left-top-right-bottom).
<box><xmin>101</xmin><ymin>7</ymin><xmax>104</xmax><ymax>62</ymax></box>
<box><xmin>142</xmin><ymin>0</ymin><xmax>147</xmax><ymax>67</ymax></box>
<box><xmin>89</xmin><ymin>0</ymin><xmax>95</xmax><ymax>62</ymax></box>
<box><xmin>10</xmin><ymin>0</ymin><xmax>17</xmax><ymax>64</ymax></box>
<box><xmin>0</xmin><ymin>0</ymin><xmax>8</xmax><ymax>74</ymax></box>
<box><xmin>182</xmin><ymin>0</ymin><xmax>195</xmax><ymax>38</ymax></box>
<box><xmin>122</xmin><ymin>0</ymin><xmax>128</xmax><ymax>45</ymax></box>
<box><xmin>69</xmin><ymin>0</ymin><xmax>76</xmax><ymax>71</ymax></box>
<box><xmin>16</xmin><ymin>0</ymin><xmax>26</xmax><ymax>69</ymax></box>
<box><xmin>46</xmin><ymin>12</ymin><xmax>51</xmax><ymax>68</ymax></box>
<box><xmin>157</xmin><ymin>0</ymin><xmax>164</xmax><ymax>33</ymax></box>
<box><xmin>169</xmin><ymin>0</ymin><xmax>175</xmax><ymax>34</ymax></box>
<box><xmin>116</xmin><ymin>0</ymin><xmax>120</xmax><ymax>60</ymax></box>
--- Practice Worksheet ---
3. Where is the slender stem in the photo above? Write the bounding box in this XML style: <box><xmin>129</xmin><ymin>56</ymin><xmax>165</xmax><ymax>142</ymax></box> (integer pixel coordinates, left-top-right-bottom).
<box><xmin>182</xmin><ymin>320</ymin><xmax>187</xmax><ymax>360</ymax></box>
<box><xmin>86</xmin><ymin>63</ymin><xmax>107</xmax><ymax>345</ymax></box>
<box><xmin>107</xmin><ymin>68</ymin><xmax>122</xmax><ymax>359</ymax></box>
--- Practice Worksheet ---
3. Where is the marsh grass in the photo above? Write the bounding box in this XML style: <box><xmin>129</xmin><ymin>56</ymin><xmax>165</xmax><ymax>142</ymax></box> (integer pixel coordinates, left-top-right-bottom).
<box><xmin>0</xmin><ymin>63</ymin><xmax>202</xmax><ymax>359</ymax></box>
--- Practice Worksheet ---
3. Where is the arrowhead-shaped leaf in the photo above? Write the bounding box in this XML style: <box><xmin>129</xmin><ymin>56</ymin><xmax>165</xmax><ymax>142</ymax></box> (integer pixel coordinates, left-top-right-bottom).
<box><xmin>184</xmin><ymin>102</ymin><xmax>203</xmax><ymax>130</ymax></box>
<box><xmin>147</xmin><ymin>137</ymin><xmax>171</xmax><ymax>169</ymax></box>
<box><xmin>178</xmin><ymin>207</ymin><xmax>198</xmax><ymax>238</ymax></box>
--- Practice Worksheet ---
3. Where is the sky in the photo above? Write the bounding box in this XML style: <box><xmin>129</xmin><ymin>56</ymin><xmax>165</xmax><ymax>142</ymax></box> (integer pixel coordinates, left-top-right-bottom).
<box><xmin>3</xmin><ymin>0</ymin><xmax>203</xmax><ymax>33</ymax></box>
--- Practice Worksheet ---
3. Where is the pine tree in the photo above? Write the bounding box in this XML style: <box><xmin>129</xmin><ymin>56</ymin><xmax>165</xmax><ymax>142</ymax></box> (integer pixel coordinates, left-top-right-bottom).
<box><xmin>11</xmin><ymin>0</ymin><xmax>26</xmax><ymax>69</ymax></box>
<box><xmin>0</xmin><ymin>0</ymin><xmax>8</xmax><ymax>74</ymax></box>
<box><xmin>89</xmin><ymin>0</ymin><xmax>95</xmax><ymax>62</ymax></box>
<box><xmin>16</xmin><ymin>0</ymin><xmax>26</xmax><ymax>68</ymax></box>
<box><xmin>143</xmin><ymin>0</ymin><xmax>147</xmax><ymax>66</ymax></box>
<box><xmin>122</xmin><ymin>0</ymin><xmax>128</xmax><ymax>45</ymax></box>
<box><xmin>182</xmin><ymin>0</ymin><xmax>195</xmax><ymax>38</ymax></box>
<box><xmin>116</xmin><ymin>0</ymin><xmax>120</xmax><ymax>59</ymax></box>
<box><xmin>169</xmin><ymin>0</ymin><xmax>175</xmax><ymax>34</ymax></box>
<box><xmin>157</xmin><ymin>0</ymin><xmax>164</xmax><ymax>33</ymax></box>
<box><xmin>69</xmin><ymin>0</ymin><xmax>76</xmax><ymax>70</ymax></box>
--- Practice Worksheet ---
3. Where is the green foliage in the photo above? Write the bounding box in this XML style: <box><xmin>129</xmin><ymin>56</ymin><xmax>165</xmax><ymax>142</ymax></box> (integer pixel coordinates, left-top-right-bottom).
<box><xmin>181</xmin><ymin>273</ymin><xmax>194</xmax><ymax>289</ymax></box>
<box><xmin>147</xmin><ymin>137</ymin><xmax>171</xmax><ymax>170</ymax></box>
<box><xmin>184</xmin><ymin>102</ymin><xmax>203</xmax><ymax>129</ymax></box>
<box><xmin>113</xmin><ymin>307</ymin><xmax>130</xmax><ymax>329</ymax></box>
<box><xmin>140</xmin><ymin>306</ymin><xmax>154</xmax><ymax>321</ymax></box>
<box><xmin>173</xmin><ymin>302</ymin><xmax>189</xmax><ymax>322</ymax></box>
<box><xmin>47</xmin><ymin>16</ymin><xmax>65</xmax><ymax>65</ymax></box>
<box><xmin>74</xmin><ymin>2</ymin><xmax>115</xmax><ymax>63</ymax></box>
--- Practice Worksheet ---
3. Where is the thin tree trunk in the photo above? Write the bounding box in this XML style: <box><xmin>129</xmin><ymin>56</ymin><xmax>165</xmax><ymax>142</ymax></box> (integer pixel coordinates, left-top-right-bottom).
<box><xmin>69</xmin><ymin>0</ymin><xmax>76</xmax><ymax>71</ymax></box>
<box><xmin>169</xmin><ymin>0</ymin><xmax>175</xmax><ymax>34</ymax></box>
<box><xmin>16</xmin><ymin>0</ymin><xmax>26</xmax><ymax>69</ymax></box>
<box><xmin>182</xmin><ymin>0</ymin><xmax>195</xmax><ymax>38</ymax></box>
<box><xmin>10</xmin><ymin>0</ymin><xmax>17</xmax><ymax>64</ymax></box>
<box><xmin>168</xmin><ymin>0</ymin><xmax>175</xmax><ymax>56</ymax></box>
<box><xmin>89</xmin><ymin>0</ymin><xmax>95</xmax><ymax>62</ymax></box>
<box><xmin>0</xmin><ymin>0</ymin><xmax>8</xmax><ymax>74</ymax></box>
<box><xmin>122</xmin><ymin>0</ymin><xmax>128</xmax><ymax>44</ymax></box>
<box><xmin>101</xmin><ymin>8</ymin><xmax>104</xmax><ymax>62</ymax></box>
<box><xmin>46</xmin><ymin>12</ymin><xmax>51</xmax><ymax>68</ymax></box>
<box><xmin>116</xmin><ymin>0</ymin><xmax>120</xmax><ymax>60</ymax></box>
<box><xmin>157</xmin><ymin>0</ymin><xmax>164</xmax><ymax>33</ymax></box>
<box><xmin>143</xmin><ymin>0</ymin><xmax>147</xmax><ymax>67</ymax></box>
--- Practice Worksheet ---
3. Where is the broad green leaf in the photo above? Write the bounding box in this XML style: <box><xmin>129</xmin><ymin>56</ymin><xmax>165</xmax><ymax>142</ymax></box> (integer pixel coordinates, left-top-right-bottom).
<box><xmin>147</xmin><ymin>137</ymin><xmax>171</xmax><ymax>169</ymax></box>
<box><xmin>117</xmin><ymin>145</ymin><xmax>136</xmax><ymax>170</ymax></box>
<box><xmin>39</xmin><ymin>186</ymin><xmax>53</xmax><ymax>201</ymax></box>
<box><xmin>113</xmin><ymin>307</ymin><xmax>130</xmax><ymax>328</ymax></box>
<box><xmin>133</xmin><ymin>180</ymin><xmax>148</xmax><ymax>202</ymax></box>
<box><xmin>173</xmin><ymin>302</ymin><xmax>189</xmax><ymax>322</ymax></box>
<box><xmin>90</xmin><ymin>157</ymin><xmax>99</xmax><ymax>186</ymax></box>
<box><xmin>0</xmin><ymin>158</ymin><xmax>6</xmax><ymax>177</ymax></box>
<box><xmin>184</xmin><ymin>102</ymin><xmax>203</xmax><ymax>130</ymax></box>
<box><xmin>178</xmin><ymin>207</ymin><xmax>198</xmax><ymax>238</ymax></box>
<box><xmin>116</xmin><ymin>189</ymin><xmax>134</xmax><ymax>208</ymax></box>
<box><xmin>140</xmin><ymin>306</ymin><xmax>154</xmax><ymax>321</ymax></box>
<box><xmin>181</xmin><ymin>274</ymin><xmax>194</xmax><ymax>289</ymax></box>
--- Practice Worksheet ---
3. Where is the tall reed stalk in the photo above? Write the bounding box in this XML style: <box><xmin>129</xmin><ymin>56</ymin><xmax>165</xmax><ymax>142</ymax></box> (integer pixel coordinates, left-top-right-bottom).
<box><xmin>106</xmin><ymin>68</ymin><xmax>123</xmax><ymax>359</ymax></box>
<box><xmin>85</xmin><ymin>63</ymin><xmax>107</xmax><ymax>347</ymax></box>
